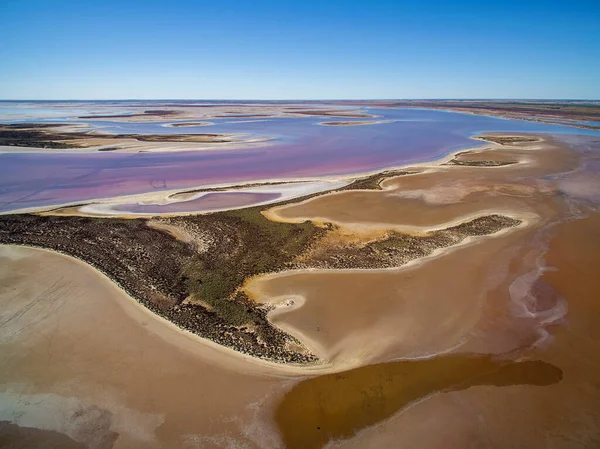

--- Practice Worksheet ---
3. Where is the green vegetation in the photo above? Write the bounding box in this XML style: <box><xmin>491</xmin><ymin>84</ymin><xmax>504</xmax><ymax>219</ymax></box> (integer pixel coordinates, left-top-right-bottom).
<box><xmin>0</xmin><ymin>211</ymin><xmax>321</xmax><ymax>361</ymax></box>
<box><xmin>0</xmin><ymin>123</ymin><xmax>237</xmax><ymax>149</ymax></box>
<box><xmin>0</xmin><ymin>125</ymin><xmax>83</xmax><ymax>148</ymax></box>
<box><xmin>0</xmin><ymin>185</ymin><xmax>522</xmax><ymax>362</ymax></box>
<box><xmin>337</xmin><ymin>170</ymin><xmax>413</xmax><ymax>191</ymax></box>
<box><xmin>176</xmin><ymin>206</ymin><xmax>324</xmax><ymax>328</ymax></box>
<box><xmin>475</xmin><ymin>135</ymin><xmax>538</xmax><ymax>145</ymax></box>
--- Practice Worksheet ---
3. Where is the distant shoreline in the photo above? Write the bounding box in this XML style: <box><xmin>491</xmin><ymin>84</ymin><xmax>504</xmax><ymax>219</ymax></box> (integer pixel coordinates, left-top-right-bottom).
<box><xmin>318</xmin><ymin>119</ymin><xmax>394</xmax><ymax>126</ymax></box>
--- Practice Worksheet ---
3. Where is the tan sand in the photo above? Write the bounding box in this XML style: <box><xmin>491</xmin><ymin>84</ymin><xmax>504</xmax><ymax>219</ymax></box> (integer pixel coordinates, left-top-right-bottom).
<box><xmin>71</xmin><ymin>105</ymin><xmax>374</xmax><ymax>123</ymax></box>
<box><xmin>0</xmin><ymin>245</ymin><xmax>297</xmax><ymax>449</ymax></box>
<box><xmin>318</xmin><ymin>120</ymin><xmax>394</xmax><ymax>126</ymax></box>
<box><xmin>244</xmin><ymin>135</ymin><xmax>576</xmax><ymax>370</ymax></box>
<box><xmin>331</xmin><ymin>212</ymin><xmax>600</xmax><ymax>449</ymax></box>
<box><xmin>163</xmin><ymin>121</ymin><xmax>214</xmax><ymax>127</ymax></box>
<box><xmin>2</xmin><ymin>133</ymin><xmax>599</xmax><ymax>449</ymax></box>
<box><xmin>40</xmin><ymin>180</ymin><xmax>347</xmax><ymax>218</ymax></box>
<box><xmin>0</xmin><ymin>137</ymin><xmax>272</xmax><ymax>154</ymax></box>
<box><xmin>264</xmin><ymin>135</ymin><xmax>577</xmax><ymax>230</ymax></box>
<box><xmin>246</xmin><ymin>221</ymin><xmax>549</xmax><ymax>367</ymax></box>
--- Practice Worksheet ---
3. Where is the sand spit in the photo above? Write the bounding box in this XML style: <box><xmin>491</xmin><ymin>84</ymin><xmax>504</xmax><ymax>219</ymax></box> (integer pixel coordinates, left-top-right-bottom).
<box><xmin>290</xmin><ymin>109</ymin><xmax>376</xmax><ymax>119</ymax></box>
<box><xmin>318</xmin><ymin>119</ymin><xmax>395</xmax><ymax>126</ymax></box>
<box><xmin>0</xmin><ymin>244</ymin><xmax>294</xmax><ymax>449</ymax></box>
<box><xmin>264</xmin><ymin>134</ymin><xmax>573</xmax><ymax>230</ymax></box>
<box><xmin>0</xmin><ymin>134</ymin><xmax>562</xmax><ymax>365</ymax></box>
<box><xmin>2</xmin><ymin>133</ymin><xmax>600</xmax><ymax>448</ymax></box>
<box><xmin>57</xmin><ymin>181</ymin><xmax>348</xmax><ymax>218</ymax></box>
<box><xmin>366</xmin><ymin>99</ymin><xmax>600</xmax><ymax>130</ymax></box>
<box><xmin>0</xmin><ymin>123</ymin><xmax>272</xmax><ymax>153</ymax></box>
<box><xmin>246</xmin><ymin>218</ymin><xmax>539</xmax><ymax>366</ymax></box>
<box><xmin>163</xmin><ymin>121</ymin><xmax>214</xmax><ymax>127</ymax></box>
<box><xmin>0</xmin><ymin>213</ymin><xmax>322</xmax><ymax>364</ymax></box>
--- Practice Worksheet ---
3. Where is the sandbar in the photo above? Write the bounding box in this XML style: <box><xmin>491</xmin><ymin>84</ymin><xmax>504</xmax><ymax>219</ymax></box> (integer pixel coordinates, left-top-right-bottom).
<box><xmin>318</xmin><ymin>119</ymin><xmax>394</xmax><ymax>126</ymax></box>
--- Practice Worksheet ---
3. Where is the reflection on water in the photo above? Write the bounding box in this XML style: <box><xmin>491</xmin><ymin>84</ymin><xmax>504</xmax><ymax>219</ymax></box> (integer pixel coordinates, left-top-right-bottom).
<box><xmin>276</xmin><ymin>355</ymin><xmax>562</xmax><ymax>449</ymax></box>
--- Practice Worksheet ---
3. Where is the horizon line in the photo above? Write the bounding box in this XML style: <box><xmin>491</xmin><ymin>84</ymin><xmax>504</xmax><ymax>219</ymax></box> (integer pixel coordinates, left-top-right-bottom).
<box><xmin>1</xmin><ymin>98</ymin><xmax>599</xmax><ymax>102</ymax></box>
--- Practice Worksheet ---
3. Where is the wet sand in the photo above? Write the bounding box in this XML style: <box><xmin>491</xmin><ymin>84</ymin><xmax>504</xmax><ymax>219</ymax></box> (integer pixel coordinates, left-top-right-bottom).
<box><xmin>245</xmin><ymin>136</ymin><xmax>575</xmax><ymax>368</ymax></box>
<box><xmin>247</xmin><ymin>222</ymin><xmax>549</xmax><ymax>366</ymax></box>
<box><xmin>276</xmin><ymin>356</ymin><xmax>562</xmax><ymax>449</ymax></box>
<box><xmin>91</xmin><ymin>192</ymin><xmax>282</xmax><ymax>215</ymax></box>
<box><xmin>0</xmin><ymin>245</ymin><xmax>291</xmax><ymax>449</ymax></box>
<box><xmin>324</xmin><ymin>213</ymin><xmax>600</xmax><ymax>449</ymax></box>
<box><xmin>2</xmin><ymin>212</ymin><xmax>599</xmax><ymax>448</ymax></box>
<box><xmin>318</xmin><ymin>120</ymin><xmax>394</xmax><ymax>126</ymax></box>
<box><xmin>265</xmin><ymin>135</ymin><xmax>577</xmax><ymax>230</ymax></box>
<box><xmin>42</xmin><ymin>180</ymin><xmax>347</xmax><ymax>218</ymax></box>
<box><xmin>2</xmin><ymin>133</ymin><xmax>600</xmax><ymax>448</ymax></box>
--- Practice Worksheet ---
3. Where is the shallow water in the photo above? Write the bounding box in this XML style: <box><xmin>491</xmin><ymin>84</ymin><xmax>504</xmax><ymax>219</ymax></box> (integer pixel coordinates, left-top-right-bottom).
<box><xmin>276</xmin><ymin>356</ymin><xmax>562</xmax><ymax>449</ymax></box>
<box><xmin>110</xmin><ymin>191</ymin><xmax>281</xmax><ymax>214</ymax></box>
<box><xmin>1</xmin><ymin>103</ymin><xmax>599</xmax><ymax>213</ymax></box>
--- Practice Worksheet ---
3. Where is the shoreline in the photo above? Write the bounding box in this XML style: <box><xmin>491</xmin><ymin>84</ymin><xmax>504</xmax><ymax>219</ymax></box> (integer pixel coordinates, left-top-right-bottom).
<box><xmin>51</xmin><ymin>180</ymin><xmax>349</xmax><ymax>218</ymax></box>
<box><xmin>0</xmin><ymin>133</ymin><xmax>534</xmax><ymax>217</ymax></box>
<box><xmin>0</xmin><ymin>122</ymin><xmax>276</xmax><ymax>154</ymax></box>
<box><xmin>0</xmin><ymin>133</ymin><xmax>580</xmax><ymax>371</ymax></box>
<box><xmin>381</xmin><ymin>103</ymin><xmax>600</xmax><ymax>131</ymax></box>
<box><xmin>262</xmin><ymin>134</ymin><xmax>542</xmax><ymax>227</ymax></box>
<box><xmin>0</xmin><ymin>243</ymin><xmax>332</xmax><ymax>377</ymax></box>
<box><xmin>0</xmin><ymin>211</ymin><xmax>530</xmax><ymax>375</ymax></box>
<box><xmin>246</xmin><ymin>217</ymin><xmax>533</xmax><ymax>367</ymax></box>
<box><xmin>0</xmin><ymin>135</ymin><xmax>274</xmax><ymax>154</ymax></box>
<box><xmin>0</xmin><ymin>133</ymin><xmax>566</xmax><ymax>367</ymax></box>
<box><xmin>317</xmin><ymin>119</ymin><xmax>395</xmax><ymax>126</ymax></box>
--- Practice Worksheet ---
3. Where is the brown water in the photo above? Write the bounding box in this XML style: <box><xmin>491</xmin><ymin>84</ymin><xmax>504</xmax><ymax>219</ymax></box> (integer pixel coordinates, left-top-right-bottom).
<box><xmin>325</xmin><ymin>213</ymin><xmax>600</xmax><ymax>449</ymax></box>
<box><xmin>275</xmin><ymin>356</ymin><xmax>562</xmax><ymax>449</ymax></box>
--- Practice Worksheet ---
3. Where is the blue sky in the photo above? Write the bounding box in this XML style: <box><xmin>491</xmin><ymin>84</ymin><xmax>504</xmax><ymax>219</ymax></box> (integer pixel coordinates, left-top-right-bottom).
<box><xmin>1</xmin><ymin>0</ymin><xmax>599</xmax><ymax>99</ymax></box>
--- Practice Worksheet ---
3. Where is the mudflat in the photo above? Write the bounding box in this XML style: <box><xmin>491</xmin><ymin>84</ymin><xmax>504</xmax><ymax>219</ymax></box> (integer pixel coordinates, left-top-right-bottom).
<box><xmin>1</xmin><ymin>132</ymin><xmax>600</xmax><ymax>448</ymax></box>
<box><xmin>0</xmin><ymin>245</ymin><xmax>294</xmax><ymax>449</ymax></box>
<box><xmin>265</xmin><ymin>135</ymin><xmax>576</xmax><ymax>230</ymax></box>
<box><xmin>0</xmin><ymin>136</ymin><xmax>543</xmax><ymax>363</ymax></box>
<box><xmin>0</xmin><ymin>123</ymin><xmax>262</xmax><ymax>152</ymax></box>
<box><xmin>313</xmin><ymin>213</ymin><xmax>600</xmax><ymax>449</ymax></box>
